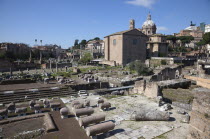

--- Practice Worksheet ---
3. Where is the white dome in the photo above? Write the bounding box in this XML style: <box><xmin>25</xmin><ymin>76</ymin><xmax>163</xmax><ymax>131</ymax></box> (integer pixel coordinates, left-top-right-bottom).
<box><xmin>185</xmin><ymin>26</ymin><xmax>198</xmax><ymax>31</ymax></box>
<box><xmin>142</xmin><ymin>20</ymin><xmax>155</xmax><ymax>27</ymax></box>
<box><xmin>142</xmin><ymin>13</ymin><xmax>156</xmax><ymax>28</ymax></box>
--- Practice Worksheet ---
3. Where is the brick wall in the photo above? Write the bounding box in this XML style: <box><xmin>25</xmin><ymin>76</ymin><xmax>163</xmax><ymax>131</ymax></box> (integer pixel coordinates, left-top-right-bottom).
<box><xmin>188</xmin><ymin>92</ymin><xmax>210</xmax><ymax>139</ymax></box>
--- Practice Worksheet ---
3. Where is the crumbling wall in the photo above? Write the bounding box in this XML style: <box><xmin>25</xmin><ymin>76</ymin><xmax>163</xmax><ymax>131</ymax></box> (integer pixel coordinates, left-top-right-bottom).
<box><xmin>133</xmin><ymin>80</ymin><xmax>145</xmax><ymax>94</ymax></box>
<box><xmin>150</xmin><ymin>65</ymin><xmax>182</xmax><ymax>82</ymax></box>
<box><xmin>144</xmin><ymin>82</ymin><xmax>160</xmax><ymax>98</ymax></box>
<box><xmin>133</xmin><ymin>79</ymin><xmax>191</xmax><ymax>99</ymax></box>
<box><xmin>184</xmin><ymin>75</ymin><xmax>210</xmax><ymax>89</ymax></box>
<box><xmin>133</xmin><ymin>81</ymin><xmax>160</xmax><ymax>98</ymax></box>
<box><xmin>188</xmin><ymin>92</ymin><xmax>210</xmax><ymax>139</ymax></box>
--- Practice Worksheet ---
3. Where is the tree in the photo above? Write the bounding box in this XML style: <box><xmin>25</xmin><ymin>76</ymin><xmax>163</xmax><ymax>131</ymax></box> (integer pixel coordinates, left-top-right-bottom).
<box><xmin>5</xmin><ymin>51</ymin><xmax>16</xmax><ymax>61</ymax></box>
<box><xmin>73</xmin><ymin>39</ymin><xmax>80</xmax><ymax>49</ymax></box>
<box><xmin>79</xmin><ymin>52</ymin><xmax>93</xmax><ymax>65</ymax></box>
<box><xmin>166</xmin><ymin>35</ymin><xmax>177</xmax><ymax>48</ymax></box>
<box><xmin>32</xmin><ymin>49</ymin><xmax>40</xmax><ymax>59</ymax></box>
<box><xmin>74</xmin><ymin>39</ymin><xmax>79</xmax><ymax>46</ymax></box>
<box><xmin>168</xmin><ymin>46</ymin><xmax>173</xmax><ymax>52</ymax></box>
<box><xmin>161</xmin><ymin>60</ymin><xmax>167</xmax><ymax>65</ymax></box>
<box><xmin>196</xmin><ymin>40</ymin><xmax>206</xmax><ymax>46</ymax></box>
<box><xmin>0</xmin><ymin>52</ymin><xmax>5</xmax><ymax>59</ymax></box>
<box><xmin>203</xmin><ymin>32</ymin><xmax>210</xmax><ymax>45</ymax></box>
<box><xmin>79</xmin><ymin>40</ymin><xmax>87</xmax><ymax>49</ymax></box>
<box><xmin>94</xmin><ymin>37</ymin><xmax>100</xmax><ymax>40</ymax></box>
<box><xmin>177</xmin><ymin>36</ymin><xmax>194</xmax><ymax>47</ymax></box>
<box><xmin>88</xmin><ymin>37</ymin><xmax>100</xmax><ymax>42</ymax></box>
<box><xmin>128</xmin><ymin>60</ymin><xmax>153</xmax><ymax>76</ymax></box>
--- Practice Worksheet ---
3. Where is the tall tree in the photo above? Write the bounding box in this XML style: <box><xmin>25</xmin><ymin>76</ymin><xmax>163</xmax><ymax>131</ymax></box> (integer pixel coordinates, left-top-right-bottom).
<box><xmin>74</xmin><ymin>39</ymin><xmax>79</xmax><ymax>46</ymax></box>
<box><xmin>80</xmin><ymin>40</ymin><xmax>87</xmax><ymax>49</ymax></box>
<box><xmin>177</xmin><ymin>36</ymin><xmax>194</xmax><ymax>47</ymax></box>
<box><xmin>35</xmin><ymin>39</ymin><xmax>37</xmax><ymax>45</ymax></box>
<box><xmin>79</xmin><ymin>52</ymin><xmax>93</xmax><ymax>65</ymax></box>
<box><xmin>203</xmin><ymin>32</ymin><xmax>210</xmax><ymax>45</ymax></box>
<box><xmin>166</xmin><ymin>35</ymin><xmax>177</xmax><ymax>48</ymax></box>
<box><xmin>94</xmin><ymin>37</ymin><xmax>100</xmax><ymax>40</ymax></box>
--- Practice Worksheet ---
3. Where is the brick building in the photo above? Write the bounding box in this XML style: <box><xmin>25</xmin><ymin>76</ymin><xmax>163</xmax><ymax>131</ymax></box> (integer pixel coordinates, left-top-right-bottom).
<box><xmin>103</xmin><ymin>13</ymin><xmax>169</xmax><ymax>66</ymax></box>
<box><xmin>104</xmin><ymin>19</ymin><xmax>148</xmax><ymax>66</ymax></box>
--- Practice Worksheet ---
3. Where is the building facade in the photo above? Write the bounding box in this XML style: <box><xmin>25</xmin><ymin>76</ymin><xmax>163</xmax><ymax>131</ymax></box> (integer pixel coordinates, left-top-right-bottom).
<box><xmin>147</xmin><ymin>34</ymin><xmax>168</xmax><ymax>57</ymax></box>
<box><xmin>104</xmin><ymin>22</ymin><xmax>148</xmax><ymax>66</ymax></box>
<box><xmin>176</xmin><ymin>22</ymin><xmax>204</xmax><ymax>42</ymax></box>
<box><xmin>205</xmin><ymin>24</ymin><xmax>210</xmax><ymax>33</ymax></box>
<box><xmin>85</xmin><ymin>40</ymin><xmax>105</xmax><ymax>58</ymax></box>
<box><xmin>103</xmin><ymin>13</ymin><xmax>168</xmax><ymax>66</ymax></box>
<box><xmin>0</xmin><ymin>43</ymin><xmax>30</xmax><ymax>59</ymax></box>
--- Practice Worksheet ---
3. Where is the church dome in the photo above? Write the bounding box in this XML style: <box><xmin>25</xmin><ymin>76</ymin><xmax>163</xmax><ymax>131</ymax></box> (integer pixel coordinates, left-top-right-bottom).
<box><xmin>142</xmin><ymin>13</ymin><xmax>156</xmax><ymax>28</ymax></box>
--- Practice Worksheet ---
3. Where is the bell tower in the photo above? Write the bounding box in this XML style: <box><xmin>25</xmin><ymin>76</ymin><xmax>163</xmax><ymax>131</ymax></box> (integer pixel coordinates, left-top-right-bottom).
<box><xmin>129</xmin><ymin>19</ymin><xmax>135</xmax><ymax>29</ymax></box>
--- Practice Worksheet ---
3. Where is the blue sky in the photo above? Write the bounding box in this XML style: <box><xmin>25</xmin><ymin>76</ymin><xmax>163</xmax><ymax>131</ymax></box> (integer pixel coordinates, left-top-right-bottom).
<box><xmin>0</xmin><ymin>0</ymin><xmax>210</xmax><ymax>48</ymax></box>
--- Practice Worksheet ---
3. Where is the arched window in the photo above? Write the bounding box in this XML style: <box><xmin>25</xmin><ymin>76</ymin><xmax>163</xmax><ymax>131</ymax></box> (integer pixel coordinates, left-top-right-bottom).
<box><xmin>113</xmin><ymin>39</ymin><xmax>116</xmax><ymax>45</ymax></box>
<box><xmin>133</xmin><ymin>39</ymin><xmax>137</xmax><ymax>45</ymax></box>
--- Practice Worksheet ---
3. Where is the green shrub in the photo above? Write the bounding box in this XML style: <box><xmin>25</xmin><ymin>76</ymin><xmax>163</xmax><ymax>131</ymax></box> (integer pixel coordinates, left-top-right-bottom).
<box><xmin>161</xmin><ymin>60</ymin><xmax>167</xmax><ymax>65</ymax></box>
<box><xmin>128</xmin><ymin>60</ymin><xmax>153</xmax><ymax>76</ymax></box>
<box><xmin>79</xmin><ymin>52</ymin><xmax>93</xmax><ymax>65</ymax></box>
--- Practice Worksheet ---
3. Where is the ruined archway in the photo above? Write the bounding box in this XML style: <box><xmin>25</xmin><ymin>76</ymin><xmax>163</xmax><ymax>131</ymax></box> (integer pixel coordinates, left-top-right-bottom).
<box><xmin>175</xmin><ymin>70</ymin><xmax>180</xmax><ymax>79</ymax></box>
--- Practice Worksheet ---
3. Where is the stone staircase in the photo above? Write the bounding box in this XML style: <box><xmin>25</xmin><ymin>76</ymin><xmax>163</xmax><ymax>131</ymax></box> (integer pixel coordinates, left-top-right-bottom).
<box><xmin>0</xmin><ymin>86</ymin><xmax>77</xmax><ymax>104</ymax></box>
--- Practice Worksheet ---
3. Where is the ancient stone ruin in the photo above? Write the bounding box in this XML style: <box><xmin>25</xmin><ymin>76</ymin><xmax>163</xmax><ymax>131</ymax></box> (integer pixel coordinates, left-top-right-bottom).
<box><xmin>188</xmin><ymin>91</ymin><xmax>210</xmax><ymax>139</ymax></box>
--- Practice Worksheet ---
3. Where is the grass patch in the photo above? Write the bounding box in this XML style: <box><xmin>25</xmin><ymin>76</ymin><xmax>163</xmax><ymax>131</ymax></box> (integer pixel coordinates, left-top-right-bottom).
<box><xmin>204</xmin><ymin>113</ymin><xmax>210</xmax><ymax>118</ymax></box>
<box><xmin>162</xmin><ymin>88</ymin><xmax>194</xmax><ymax>104</ymax></box>
<box><xmin>104</xmin><ymin>95</ymin><xmax>121</xmax><ymax>99</ymax></box>
<box><xmin>155</xmin><ymin>134</ymin><xmax>167</xmax><ymax>139</ymax></box>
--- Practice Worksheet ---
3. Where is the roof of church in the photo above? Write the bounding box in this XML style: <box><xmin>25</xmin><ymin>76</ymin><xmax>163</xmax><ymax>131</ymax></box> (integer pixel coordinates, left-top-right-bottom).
<box><xmin>104</xmin><ymin>28</ymin><xmax>146</xmax><ymax>37</ymax></box>
<box><xmin>142</xmin><ymin>13</ymin><xmax>156</xmax><ymax>27</ymax></box>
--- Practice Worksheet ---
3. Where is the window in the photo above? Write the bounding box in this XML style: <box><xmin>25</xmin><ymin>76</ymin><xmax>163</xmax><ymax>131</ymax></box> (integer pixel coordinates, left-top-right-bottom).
<box><xmin>113</xmin><ymin>39</ymin><xmax>116</xmax><ymax>45</ymax></box>
<box><xmin>133</xmin><ymin>39</ymin><xmax>137</xmax><ymax>45</ymax></box>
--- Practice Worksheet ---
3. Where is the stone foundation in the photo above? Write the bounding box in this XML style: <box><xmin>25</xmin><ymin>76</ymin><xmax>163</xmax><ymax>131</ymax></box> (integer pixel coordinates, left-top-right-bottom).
<box><xmin>188</xmin><ymin>92</ymin><xmax>210</xmax><ymax>139</ymax></box>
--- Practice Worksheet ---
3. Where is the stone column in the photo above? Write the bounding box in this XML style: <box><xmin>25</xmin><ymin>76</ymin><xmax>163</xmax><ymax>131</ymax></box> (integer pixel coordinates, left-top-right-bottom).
<box><xmin>10</xmin><ymin>67</ymin><xmax>13</xmax><ymax>77</ymax></box>
<box><xmin>39</xmin><ymin>51</ymin><xmax>42</xmax><ymax>64</ymax></box>
<box><xmin>50</xmin><ymin>60</ymin><xmax>52</xmax><ymax>71</ymax></box>
<box><xmin>56</xmin><ymin>62</ymin><xmax>58</xmax><ymax>73</ymax></box>
<box><xmin>29</xmin><ymin>50</ymin><xmax>32</xmax><ymax>63</ymax></box>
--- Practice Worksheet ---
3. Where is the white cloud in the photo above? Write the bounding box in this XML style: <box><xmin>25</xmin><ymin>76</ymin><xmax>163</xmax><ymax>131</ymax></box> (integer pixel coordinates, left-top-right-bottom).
<box><xmin>125</xmin><ymin>0</ymin><xmax>157</xmax><ymax>8</ymax></box>
<box><xmin>157</xmin><ymin>26</ymin><xmax>168</xmax><ymax>32</ymax></box>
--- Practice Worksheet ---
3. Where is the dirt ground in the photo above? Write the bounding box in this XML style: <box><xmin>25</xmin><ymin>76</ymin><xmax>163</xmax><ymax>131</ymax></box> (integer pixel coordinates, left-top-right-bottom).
<box><xmin>0</xmin><ymin>117</ymin><xmax>44</xmax><ymax>138</ymax></box>
<box><xmin>40</xmin><ymin>98</ymin><xmax>89</xmax><ymax>139</ymax></box>
<box><xmin>40</xmin><ymin>111</ymin><xmax>89</xmax><ymax>139</ymax></box>
<box><xmin>0</xmin><ymin>98</ymin><xmax>90</xmax><ymax>139</ymax></box>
